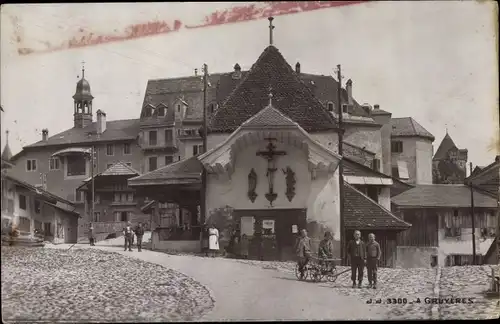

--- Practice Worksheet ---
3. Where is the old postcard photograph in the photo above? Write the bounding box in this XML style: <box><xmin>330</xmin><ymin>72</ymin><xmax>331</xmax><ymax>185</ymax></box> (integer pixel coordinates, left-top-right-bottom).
<box><xmin>1</xmin><ymin>1</ymin><xmax>499</xmax><ymax>322</ymax></box>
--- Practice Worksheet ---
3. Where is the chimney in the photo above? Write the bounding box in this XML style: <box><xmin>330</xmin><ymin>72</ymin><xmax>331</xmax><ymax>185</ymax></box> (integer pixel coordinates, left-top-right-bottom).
<box><xmin>374</xmin><ymin>104</ymin><xmax>380</xmax><ymax>110</ymax></box>
<box><xmin>295</xmin><ymin>62</ymin><xmax>301</xmax><ymax>73</ymax></box>
<box><xmin>346</xmin><ymin>79</ymin><xmax>353</xmax><ymax>105</ymax></box>
<box><xmin>194</xmin><ymin>68</ymin><xmax>198</xmax><ymax>76</ymax></box>
<box><xmin>232</xmin><ymin>63</ymin><xmax>242</xmax><ymax>80</ymax></box>
<box><xmin>42</xmin><ymin>129</ymin><xmax>49</xmax><ymax>141</ymax></box>
<box><xmin>96</xmin><ymin>110</ymin><xmax>107</xmax><ymax>134</ymax></box>
<box><xmin>361</xmin><ymin>103</ymin><xmax>372</xmax><ymax>116</ymax></box>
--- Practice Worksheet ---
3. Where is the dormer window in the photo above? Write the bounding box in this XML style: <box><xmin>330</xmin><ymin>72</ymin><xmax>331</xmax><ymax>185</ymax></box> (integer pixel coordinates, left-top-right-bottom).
<box><xmin>177</xmin><ymin>104</ymin><xmax>181</xmax><ymax>112</ymax></box>
<box><xmin>327</xmin><ymin>102</ymin><xmax>334</xmax><ymax>112</ymax></box>
<box><xmin>157</xmin><ymin>106</ymin><xmax>166</xmax><ymax>117</ymax></box>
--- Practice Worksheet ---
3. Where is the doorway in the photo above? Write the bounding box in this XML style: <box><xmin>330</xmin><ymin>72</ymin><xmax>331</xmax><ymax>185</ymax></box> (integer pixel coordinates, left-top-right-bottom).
<box><xmin>234</xmin><ymin>209</ymin><xmax>306</xmax><ymax>261</ymax></box>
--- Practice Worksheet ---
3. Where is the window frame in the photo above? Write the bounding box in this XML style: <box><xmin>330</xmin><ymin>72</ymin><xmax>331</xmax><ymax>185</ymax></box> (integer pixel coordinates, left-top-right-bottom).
<box><xmin>49</xmin><ymin>157</ymin><xmax>61</xmax><ymax>170</ymax></box>
<box><xmin>165</xmin><ymin>129</ymin><xmax>173</xmax><ymax>142</ymax></box>
<box><xmin>106</xmin><ymin>144</ymin><xmax>114</xmax><ymax>156</ymax></box>
<box><xmin>327</xmin><ymin>102</ymin><xmax>334</xmax><ymax>112</ymax></box>
<box><xmin>165</xmin><ymin>155</ymin><xmax>173</xmax><ymax>165</ymax></box>
<box><xmin>34</xmin><ymin>199</ymin><xmax>41</xmax><ymax>214</ymax></box>
<box><xmin>66</xmin><ymin>155</ymin><xmax>87</xmax><ymax>177</ymax></box>
<box><xmin>26</xmin><ymin>159</ymin><xmax>38</xmax><ymax>172</ymax></box>
<box><xmin>123</xmin><ymin>143</ymin><xmax>131</xmax><ymax>155</ymax></box>
<box><xmin>19</xmin><ymin>194</ymin><xmax>27</xmax><ymax>210</ymax></box>
<box><xmin>391</xmin><ymin>141</ymin><xmax>403</xmax><ymax>154</ymax></box>
<box><xmin>148</xmin><ymin>156</ymin><xmax>158</xmax><ymax>172</ymax></box>
<box><xmin>149</xmin><ymin>130</ymin><xmax>158</xmax><ymax>146</ymax></box>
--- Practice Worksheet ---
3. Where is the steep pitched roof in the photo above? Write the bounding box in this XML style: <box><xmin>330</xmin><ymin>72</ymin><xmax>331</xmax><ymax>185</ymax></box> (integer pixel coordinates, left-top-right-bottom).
<box><xmin>344</xmin><ymin>183</ymin><xmax>411</xmax><ymax>230</ymax></box>
<box><xmin>100</xmin><ymin>161</ymin><xmax>141</xmax><ymax>177</ymax></box>
<box><xmin>390</xmin><ymin>117</ymin><xmax>435</xmax><ymax>141</ymax></box>
<box><xmin>433</xmin><ymin>132</ymin><xmax>458</xmax><ymax>160</ymax></box>
<box><xmin>128</xmin><ymin>156</ymin><xmax>202</xmax><ymax>186</ymax></box>
<box><xmin>391</xmin><ymin>184</ymin><xmax>498</xmax><ymax>208</ymax></box>
<box><xmin>22</xmin><ymin>119</ymin><xmax>140</xmax><ymax>151</ymax></box>
<box><xmin>241</xmin><ymin>103</ymin><xmax>297</xmax><ymax>128</ymax></box>
<box><xmin>209</xmin><ymin>46</ymin><xmax>338</xmax><ymax>133</ymax></box>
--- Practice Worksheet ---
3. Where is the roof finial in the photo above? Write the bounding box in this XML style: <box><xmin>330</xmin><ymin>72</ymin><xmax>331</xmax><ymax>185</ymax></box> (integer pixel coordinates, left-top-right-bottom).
<box><xmin>268</xmin><ymin>86</ymin><xmax>273</xmax><ymax>106</ymax></box>
<box><xmin>81</xmin><ymin>60</ymin><xmax>85</xmax><ymax>79</ymax></box>
<box><xmin>268</xmin><ymin>17</ymin><xmax>275</xmax><ymax>46</ymax></box>
<box><xmin>5</xmin><ymin>130</ymin><xmax>8</xmax><ymax>142</ymax></box>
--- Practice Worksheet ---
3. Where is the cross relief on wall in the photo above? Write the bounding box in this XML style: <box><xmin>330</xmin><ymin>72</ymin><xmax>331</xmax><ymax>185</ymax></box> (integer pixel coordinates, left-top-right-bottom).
<box><xmin>246</xmin><ymin>137</ymin><xmax>297</xmax><ymax>206</ymax></box>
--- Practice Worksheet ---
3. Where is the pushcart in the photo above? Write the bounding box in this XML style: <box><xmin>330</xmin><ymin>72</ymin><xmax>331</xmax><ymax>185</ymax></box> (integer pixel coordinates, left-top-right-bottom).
<box><xmin>294</xmin><ymin>255</ymin><xmax>350</xmax><ymax>282</ymax></box>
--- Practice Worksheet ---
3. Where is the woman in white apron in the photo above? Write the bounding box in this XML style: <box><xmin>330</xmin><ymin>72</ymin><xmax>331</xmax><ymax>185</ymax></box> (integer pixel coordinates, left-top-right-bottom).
<box><xmin>208</xmin><ymin>224</ymin><xmax>219</xmax><ymax>257</ymax></box>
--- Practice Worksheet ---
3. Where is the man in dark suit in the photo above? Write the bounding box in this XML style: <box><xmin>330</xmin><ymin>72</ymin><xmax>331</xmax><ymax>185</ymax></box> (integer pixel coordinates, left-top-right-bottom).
<box><xmin>134</xmin><ymin>222</ymin><xmax>145</xmax><ymax>252</ymax></box>
<box><xmin>347</xmin><ymin>230</ymin><xmax>366</xmax><ymax>288</ymax></box>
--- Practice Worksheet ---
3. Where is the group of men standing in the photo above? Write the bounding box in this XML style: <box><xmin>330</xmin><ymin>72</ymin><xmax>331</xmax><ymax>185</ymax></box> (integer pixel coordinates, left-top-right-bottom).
<box><xmin>87</xmin><ymin>221</ymin><xmax>145</xmax><ymax>252</ymax></box>
<box><xmin>295</xmin><ymin>229</ymin><xmax>381</xmax><ymax>289</ymax></box>
<box><xmin>123</xmin><ymin>221</ymin><xmax>145</xmax><ymax>252</ymax></box>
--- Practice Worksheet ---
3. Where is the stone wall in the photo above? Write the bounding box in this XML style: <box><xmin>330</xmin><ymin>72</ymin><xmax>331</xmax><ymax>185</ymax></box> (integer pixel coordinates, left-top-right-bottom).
<box><xmin>396</xmin><ymin>246</ymin><xmax>439</xmax><ymax>268</ymax></box>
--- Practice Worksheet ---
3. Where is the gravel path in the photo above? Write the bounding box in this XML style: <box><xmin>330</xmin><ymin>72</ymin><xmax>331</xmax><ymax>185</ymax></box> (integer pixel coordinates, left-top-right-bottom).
<box><xmin>232</xmin><ymin>259</ymin><xmax>437</xmax><ymax>320</ymax></box>
<box><xmin>438</xmin><ymin>265</ymin><xmax>500</xmax><ymax>320</ymax></box>
<box><xmin>1</xmin><ymin>246</ymin><xmax>214</xmax><ymax>322</ymax></box>
<box><xmin>48</xmin><ymin>244</ymin><xmax>387</xmax><ymax>321</ymax></box>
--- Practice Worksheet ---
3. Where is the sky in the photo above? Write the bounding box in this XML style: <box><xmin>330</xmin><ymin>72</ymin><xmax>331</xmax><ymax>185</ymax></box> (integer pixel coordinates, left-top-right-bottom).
<box><xmin>1</xmin><ymin>1</ymin><xmax>498</xmax><ymax>169</ymax></box>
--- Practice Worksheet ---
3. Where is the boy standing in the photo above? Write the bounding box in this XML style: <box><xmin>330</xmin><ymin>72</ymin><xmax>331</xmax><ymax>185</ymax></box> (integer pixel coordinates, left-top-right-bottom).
<box><xmin>366</xmin><ymin>233</ymin><xmax>382</xmax><ymax>289</ymax></box>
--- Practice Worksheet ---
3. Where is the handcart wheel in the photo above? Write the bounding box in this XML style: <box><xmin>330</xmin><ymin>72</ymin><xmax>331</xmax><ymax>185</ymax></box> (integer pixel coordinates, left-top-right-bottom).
<box><xmin>327</xmin><ymin>268</ymin><xmax>338</xmax><ymax>282</ymax></box>
<box><xmin>311</xmin><ymin>267</ymin><xmax>323</xmax><ymax>283</ymax></box>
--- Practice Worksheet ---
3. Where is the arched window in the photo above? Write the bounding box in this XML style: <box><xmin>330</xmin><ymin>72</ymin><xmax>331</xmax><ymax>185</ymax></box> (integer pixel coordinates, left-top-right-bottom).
<box><xmin>327</xmin><ymin>102</ymin><xmax>334</xmax><ymax>112</ymax></box>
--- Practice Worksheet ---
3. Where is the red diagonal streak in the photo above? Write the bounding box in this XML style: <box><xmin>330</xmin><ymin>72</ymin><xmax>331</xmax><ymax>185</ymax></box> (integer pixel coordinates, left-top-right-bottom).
<box><xmin>16</xmin><ymin>1</ymin><xmax>368</xmax><ymax>56</ymax></box>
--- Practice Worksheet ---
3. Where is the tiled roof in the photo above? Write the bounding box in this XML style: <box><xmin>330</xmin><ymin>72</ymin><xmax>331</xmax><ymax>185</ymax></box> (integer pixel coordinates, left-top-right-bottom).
<box><xmin>3</xmin><ymin>173</ymin><xmax>75</xmax><ymax>207</ymax></box>
<box><xmin>241</xmin><ymin>104</ymin><xmax>297</xmax><ymax>128</ymax></box>
<box><xmin>143</xmin><ymin>72</ymin><xmax>242</xmax><ymax>122</ymax></box>
<box><xmin>343</xmin><ymin>157</ymin><xmax>392</xmax><ymax>179</ymax></box>
<box><xmin>344</xmin><ymin>183</ymin><xmax>411</xmax><ymax>230</ymax></box>
<box><xmin>433</xmin><ymin>133</ymin><xmax>458</xmax><ymax>160</ymax></box>
<box><xmin>209</xmin><ymin>46</ymin><xmax>338</xmax><ymax>133</ymax></box>
<box><xmin>100</xmin><ymin>161</ymin><xmax>141</xmax><ymax>177</ymax></box>
<box><xmin>23</xmin><ymin>119</ymin><xmax>140</xmax><ymax>150</ymax></box>
<box><xmin>143</xmin><ymin>71</ymin><xmax>372</xmax><ymax>127</ymax></box>
<box><xmin>128</xmin><ymin>156</ymin><xmax>202</xmax><ymax>185</ymax></box>
<box><xmin>391</xmin><ymin>184</ymin><xmax>498</xmax><ymax>208</ymax></box>
<box><xmin>298</xmin><ymin>73</ymin><xmax>369</xmax><ymax>117</ymax></box>
<box><xmin>390</xmin><ymin>117</ymin><xmax>435</xmax><ymax>141</ymax></box>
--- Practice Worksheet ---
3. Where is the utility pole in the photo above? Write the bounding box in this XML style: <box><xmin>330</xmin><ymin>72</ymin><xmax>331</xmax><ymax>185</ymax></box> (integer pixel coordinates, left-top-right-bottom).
<box><xmin>336</xmin><ymin>64</ymin><xmax>346</xmax><ymax>266</ymax></box>
<box><xmin>469</xmin><ymin>162</ymin><xmax>476</xmax><ymax>265</ymax></box>
<box><xmin>91</xmin><ymin>146</ymin><xmax>96</xmax><ymax>224</ymax></box>
<box><xmin>200</xmin><ymin>63</ymin><xmax>208</xmax><ymax>226</ymax></box>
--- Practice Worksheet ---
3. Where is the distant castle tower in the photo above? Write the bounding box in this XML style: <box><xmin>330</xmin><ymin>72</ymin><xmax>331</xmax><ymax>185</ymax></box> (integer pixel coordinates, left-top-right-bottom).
<box><xmin>432</xmin><ymin>131</ymin><xmax>468</xmax><ymax>184</ymax></box>
<box><xmin>73</xmin><ymin>62</ymin><xmax>94</xmax><ymax>128</ymax></box>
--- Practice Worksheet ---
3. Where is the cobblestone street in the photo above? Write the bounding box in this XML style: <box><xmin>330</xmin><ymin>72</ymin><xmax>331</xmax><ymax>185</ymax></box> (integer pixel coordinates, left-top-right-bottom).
<box><xmin>234</xmin><ymin>259</ymin><xmax>500</xmax><ymax>320</ymax></box>
<box><xmin>439</xmin><ymin>265</ymin><xmax>500</xmax><ymax>320</ymax></box>
<box><xmin>1</xmin><ymin>246</ymin><xmax>214</xmax><ymax>322</ymax></box>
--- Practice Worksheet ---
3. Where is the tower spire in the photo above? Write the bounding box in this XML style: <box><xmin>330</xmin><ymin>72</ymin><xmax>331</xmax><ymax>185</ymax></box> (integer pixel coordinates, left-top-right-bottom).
<box><xmin>2</xmin><ymin>129</ymin><xmax>13</xmax><ymax>161</ymax></box>
<box><xmin>81</xmin><ymin>60</ymin><xmax>85</xmax><ymax>79</ymax></box>
<box><xmin>268</xmin><ymin>17</ymin><xmax>275</xmax><ymax>46</ymax></box>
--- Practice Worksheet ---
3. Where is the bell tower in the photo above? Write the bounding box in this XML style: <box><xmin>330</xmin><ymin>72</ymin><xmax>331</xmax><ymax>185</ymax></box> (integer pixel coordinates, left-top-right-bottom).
<box><xmin>73</xmin><ymin>62</ymin><xmax>94</xmax><ymax>128</ymax></box>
